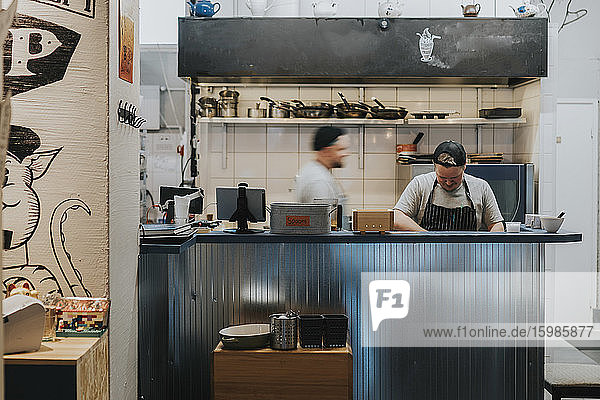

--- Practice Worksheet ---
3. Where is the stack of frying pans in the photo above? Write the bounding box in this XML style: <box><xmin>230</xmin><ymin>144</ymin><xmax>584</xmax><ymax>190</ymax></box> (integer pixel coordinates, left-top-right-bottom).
<box><xmin>360</xmin><ymin>97</ymin><xmax>408</xmax><ymax>120</ymax></box>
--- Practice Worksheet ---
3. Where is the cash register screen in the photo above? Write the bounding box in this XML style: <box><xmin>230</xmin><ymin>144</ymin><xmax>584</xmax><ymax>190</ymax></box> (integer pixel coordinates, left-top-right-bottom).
<box><xmin>216</xmin><ymin>187</ymin><xmax>266</xmax><ymax>222</ymax></box>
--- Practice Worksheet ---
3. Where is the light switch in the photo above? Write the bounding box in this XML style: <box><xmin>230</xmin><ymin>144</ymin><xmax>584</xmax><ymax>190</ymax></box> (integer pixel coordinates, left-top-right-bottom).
<box><xmin>556</xmin><ymin>136</ymin><xmax>561</xmax><ymax>143</ymax></box>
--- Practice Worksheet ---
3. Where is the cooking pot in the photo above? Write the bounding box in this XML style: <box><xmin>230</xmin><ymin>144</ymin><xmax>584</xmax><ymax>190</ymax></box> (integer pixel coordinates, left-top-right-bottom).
<box><xmin>260</xmin><ymin>96</ymin><xmax>292</xmax><ymax>118</ymax></box>
<box><xmin>198</xmin><ymin>96</ymin><xmax>218</xmax><ymax>117</ymax></box>
<box><xmin>219</xmin><ymin>89</ymin><xmax>239</xmax><ymax>100</ymax></box>
<box><xmin>248</xmin><ymin>102</ymin><xmax>267</xmax><ymax>118</ymax></box>
<box><xmin>290</xmin><ymin>100</ymin><xmax>334</xmax><ymax>118</ymax></box>
<box><xmin>219</xmin><ymin>323</ymin><xmax>271</xmax><ymax>349</ymax></box>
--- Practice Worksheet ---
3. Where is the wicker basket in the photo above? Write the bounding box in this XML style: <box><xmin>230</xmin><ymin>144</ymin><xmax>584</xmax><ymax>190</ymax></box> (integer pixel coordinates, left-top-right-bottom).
<box><xmin>269</xmin><ymin>203</ymin><xmax>331</xmax><ymax>235</ymax></box>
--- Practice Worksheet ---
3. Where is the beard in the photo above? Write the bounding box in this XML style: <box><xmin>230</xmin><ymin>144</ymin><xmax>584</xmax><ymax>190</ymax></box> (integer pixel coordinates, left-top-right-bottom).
<box><xmin>331</xmin><ymin>160</ymin><xmax>344</xmax><ymax>169</ymax></box>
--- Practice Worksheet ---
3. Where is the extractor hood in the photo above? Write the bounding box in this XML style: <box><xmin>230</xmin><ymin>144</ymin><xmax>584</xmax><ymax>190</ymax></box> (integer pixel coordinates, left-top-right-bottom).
<box><xmin>178</xmin><ymin>17</ymin><xmax>547</xmax><ymax>86</ymax></box>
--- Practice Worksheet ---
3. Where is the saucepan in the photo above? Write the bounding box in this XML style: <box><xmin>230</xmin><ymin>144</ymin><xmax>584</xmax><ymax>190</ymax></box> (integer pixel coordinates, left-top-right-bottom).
<box><xmin>290</xmin><ymin>100</ymin><xmax>334</xmax><ymax>118</ymax></box>
<box><xmin>361</xmin><ymin>97</ymin><xmax>408</xmax><ymax>120</ymax></box>
<box><xmin>219</xmin><ymin>323</ymin><xmax>271</xmax><ymax>349</ymax></box>
<box><xmin>260</xmin><ymin>96</ymin><xmax>293</xmax><ymax>118</ymax></box>
<box><xmin>335</xmin><ymin>92</ymin><xmax>370</xmax><ymax>119</ymax></box>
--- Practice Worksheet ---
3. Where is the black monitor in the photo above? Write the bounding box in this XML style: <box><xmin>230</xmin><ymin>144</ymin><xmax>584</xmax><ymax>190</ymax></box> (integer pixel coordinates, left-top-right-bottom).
<box><xmin>159</xmin><ymin>186</ymin><xmax>204</xmax><ymax>223</ymax></box>
<box><xmin>216</xmin><ymin>183</ymin><xmax>266</xmax><ymax>233</ymax></box>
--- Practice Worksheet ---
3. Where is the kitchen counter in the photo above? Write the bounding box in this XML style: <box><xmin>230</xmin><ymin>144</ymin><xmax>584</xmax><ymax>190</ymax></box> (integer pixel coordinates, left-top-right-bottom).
<box><xmin>138</xmin><ymin>228</ymin><xmax>581</xmax><ymax>400</ymax></box>
<box><xmin>140</xmin><ymin>228</ymin><xmax>582</xmax><ymax>254</ymax></box>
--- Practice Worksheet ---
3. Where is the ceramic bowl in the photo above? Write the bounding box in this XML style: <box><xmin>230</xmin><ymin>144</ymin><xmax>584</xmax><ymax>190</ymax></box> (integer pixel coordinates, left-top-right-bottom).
<box><xmin>505</xmin><ymin>222</ymin><xmax>521</xmax><ymax>232</ymax></box>
<box><xmin>540</xmin><ymin>217</ymin><xmax>564</xmax><ymax>233</ymax></box>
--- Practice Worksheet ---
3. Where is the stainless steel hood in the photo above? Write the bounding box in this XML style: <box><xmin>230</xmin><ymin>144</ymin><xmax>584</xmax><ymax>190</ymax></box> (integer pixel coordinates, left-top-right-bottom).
<box><xmin>178</xmin><ymin>17</ymin><xmax>548</xmax><ymax>87</ymax></box>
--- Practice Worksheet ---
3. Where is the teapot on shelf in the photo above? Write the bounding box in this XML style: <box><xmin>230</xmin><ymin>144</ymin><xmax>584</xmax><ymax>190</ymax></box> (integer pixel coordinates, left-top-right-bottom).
<box><xmin>378</xmin><ymin>0</ymin><xmax>404</xmax><ymax>17</ymax></box>
<box><xmin>461</xmin><ymin>3</ymin><xmax>481</xmax><ymax>17</ymax></box>
<box><xmin>509</xmin><ymin>0</ymin><xmax>546</xmax><ymax>17</ymax></box>
<box><xmin>187</xmin><ymin>1</ymin><xmax>221</xmax><ymax>18</ymax></box>
<box><xmin>312</xmin><ymin>0</ymin><xmax>337</xmax><ymax>17</ymax></box>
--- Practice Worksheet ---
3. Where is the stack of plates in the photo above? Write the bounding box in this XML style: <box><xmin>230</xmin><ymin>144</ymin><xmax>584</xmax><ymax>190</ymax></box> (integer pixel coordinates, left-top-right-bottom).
<box><xmin>467</xmin><ymin>153</ymin><xmax>503</xmax><ymax>163</ymax></box>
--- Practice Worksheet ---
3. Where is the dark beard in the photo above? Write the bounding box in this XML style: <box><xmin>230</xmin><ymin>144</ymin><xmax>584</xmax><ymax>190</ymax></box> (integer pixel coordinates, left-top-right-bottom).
<box><xmin>331</xmin><ymin>161</ymin><xmax>343</xmax><ymax>169</ymax></box>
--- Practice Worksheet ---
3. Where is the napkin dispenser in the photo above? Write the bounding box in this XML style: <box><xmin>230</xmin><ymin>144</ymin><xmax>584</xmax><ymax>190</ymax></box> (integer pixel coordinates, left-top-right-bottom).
<box><xmin>3</xmin><ymin>294</ymin><xmax>45</xmax><ymax>354</ymax></box>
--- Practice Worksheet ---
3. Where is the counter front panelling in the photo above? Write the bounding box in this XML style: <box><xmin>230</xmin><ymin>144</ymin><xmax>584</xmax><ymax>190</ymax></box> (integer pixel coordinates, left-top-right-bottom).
<box><xmin>139</xmin><ymin>232</ymin><xmax>579</xmax><ymax>400</ymax></box>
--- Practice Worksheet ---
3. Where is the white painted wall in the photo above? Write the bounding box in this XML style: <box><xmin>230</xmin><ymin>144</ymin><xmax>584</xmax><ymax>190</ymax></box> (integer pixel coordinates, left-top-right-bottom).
<box><xmin>109</xmin><ymin>0</ymin><xmax>140</xmax><ymax>398</ymax></box>
<box><xmin>140</xmin><ymin>0</ymin><xmax>184</xmax><ymax>43</ymax></box>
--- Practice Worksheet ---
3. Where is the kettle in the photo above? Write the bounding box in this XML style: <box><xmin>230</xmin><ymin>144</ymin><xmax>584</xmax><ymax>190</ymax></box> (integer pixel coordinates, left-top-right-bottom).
<box><xmin>378</xmin><ymin>0</ymin><xmax>404</xmax><ymax>17</ymax></box>
<box><xmin>312</xmin><ymin>0</ymin><xmax>337</xmax><ymax>17</ymax></box>
<box><xmin>509</xmin><ymin>0</ymin><xmax>546</xmax><ymax>17</ymax></box>
<box><xmin>187</xmin><ymin>1</ymin><xmax>221</xmax><ymax>17</ymax></box>
<box><xmin>461</xmin><ymin>3</ymin><xmax>481</xmax><ymax>17</ymax></box>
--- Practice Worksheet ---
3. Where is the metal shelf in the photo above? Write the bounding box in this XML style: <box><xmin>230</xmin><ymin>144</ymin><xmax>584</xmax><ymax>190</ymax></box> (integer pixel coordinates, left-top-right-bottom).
<box><xmin>197</xmin><ymin>117</ymin><xmax>526</xmax><ymax>125</ymax></box>
<box><xmin>406</xmin><ymin>117</ymin><xmax>526</xmax><ymax>125</ymax></box>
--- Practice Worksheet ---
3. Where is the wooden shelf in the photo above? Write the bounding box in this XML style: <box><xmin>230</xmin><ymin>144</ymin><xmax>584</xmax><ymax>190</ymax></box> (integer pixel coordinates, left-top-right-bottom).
<box><xmin>198</xmin><ymin>117</ymin><xmax>526</xmax><ymax>125</ymax></box>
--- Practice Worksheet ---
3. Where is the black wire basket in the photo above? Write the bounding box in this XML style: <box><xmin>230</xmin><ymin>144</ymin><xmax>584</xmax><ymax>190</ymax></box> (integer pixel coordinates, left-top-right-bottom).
<box><xmin>299</xmin><ymin>315</ymin><xmax>324</xmax><ymax>348</ymax></box>
<box><xmin>323</xmin><ymin>314</ymin><xmax>348</xmax><ymax>348</ymax></box>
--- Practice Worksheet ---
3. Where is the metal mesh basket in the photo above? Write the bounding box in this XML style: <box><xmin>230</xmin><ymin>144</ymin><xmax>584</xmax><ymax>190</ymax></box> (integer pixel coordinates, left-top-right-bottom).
<box><xmin>299</xmin><ymin>315</ymin><xmax>324</xmax><ymax>348</ymax></box>
<box><xmin>323</xmin><ymin>314</ymin><xmax>348</xmax><ymax>348</ymax></box>
<box><xmin>269</xmin><ymin>203</ymin><xmax>331</xmax><ymax>235</ymax></box>
<box><xmin>270</xmin><ymin>313</ymin><xmax>298</xmax><ymax>350</ymax></box>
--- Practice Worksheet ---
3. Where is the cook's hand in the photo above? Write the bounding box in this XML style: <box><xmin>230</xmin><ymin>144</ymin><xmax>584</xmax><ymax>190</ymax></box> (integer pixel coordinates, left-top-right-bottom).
<box><xmin>393</xmin><ymin>209</ymin><xmax>427</xmax><ymax>232</ymax></box>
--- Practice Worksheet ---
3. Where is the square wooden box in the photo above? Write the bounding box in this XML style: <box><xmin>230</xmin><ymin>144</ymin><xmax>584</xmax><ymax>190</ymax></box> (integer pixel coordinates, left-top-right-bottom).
<box><xmin>212</xmin><ymin>342</ymin><xmax>352</xmax><ymax>400</ymax></box>
<box><xmin>352</xmin><ymin>209</ymin><xmax>394</xmax><ymax>232</ymax></box>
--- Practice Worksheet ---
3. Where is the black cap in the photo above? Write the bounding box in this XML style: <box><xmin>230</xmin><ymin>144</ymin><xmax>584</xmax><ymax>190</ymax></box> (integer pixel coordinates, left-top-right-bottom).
<box><xmin>313</xmin><ymin>126</ymin><xmax>346</xmax><ymax>151</ymax></box>
<box><xmin>433</xmin><ymin>140</ymin><xmax>467</xmax><ymax>167</ymax></box>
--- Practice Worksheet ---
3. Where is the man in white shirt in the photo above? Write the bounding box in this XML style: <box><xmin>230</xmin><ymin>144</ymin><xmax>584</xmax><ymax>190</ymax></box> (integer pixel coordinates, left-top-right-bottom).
<box><xmin>296</xmin><ymin>126</ymin><xmax>348</xmax><ymax>206</ymax></box>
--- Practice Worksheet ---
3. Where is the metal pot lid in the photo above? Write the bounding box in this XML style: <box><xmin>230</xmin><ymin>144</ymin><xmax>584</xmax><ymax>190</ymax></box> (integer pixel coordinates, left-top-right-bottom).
<box><xmin>219</xmin><ymin>323</ymin><xmax>270</xmax><ymax>336</ymax></box>
<box><xmin>219</xmin><ymin>89</ymin><xmax>239</xmax><ymax>98</ymax></box>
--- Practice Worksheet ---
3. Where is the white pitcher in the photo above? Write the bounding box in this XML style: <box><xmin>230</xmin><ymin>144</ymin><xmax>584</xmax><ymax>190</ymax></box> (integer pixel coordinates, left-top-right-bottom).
<box><xmin>246</xmin><ymin>0</ymin><xmax>273</xmax><ymax>16</ymax></box>
<box><xmin>312</xmin><ymin>0</ymin><xmax>337</xmax><ymax>17</ymax></box>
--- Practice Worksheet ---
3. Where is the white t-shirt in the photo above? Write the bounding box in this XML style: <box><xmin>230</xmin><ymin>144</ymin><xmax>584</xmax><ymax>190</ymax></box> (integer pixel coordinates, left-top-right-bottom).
<box><xmin>394</xmin><ymin>172</ymin><xmax>504</xmax><ymax>231</ymax></box>
<box><xmin>296</xmin><ymin>160</ymin><xmax>346</xmax><ymax>206</ymax></box>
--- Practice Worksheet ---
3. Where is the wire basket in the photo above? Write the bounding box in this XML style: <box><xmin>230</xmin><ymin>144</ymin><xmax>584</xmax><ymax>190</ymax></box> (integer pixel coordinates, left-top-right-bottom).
<box><xmin>323</xmin><ymin>314</ymin><xmax>348</xmax><ymax>348</ymax></box>
<box><xmin>299</xmin><ymin>314</ymin><xmax>324</xmax><ymax>348</ymax></box>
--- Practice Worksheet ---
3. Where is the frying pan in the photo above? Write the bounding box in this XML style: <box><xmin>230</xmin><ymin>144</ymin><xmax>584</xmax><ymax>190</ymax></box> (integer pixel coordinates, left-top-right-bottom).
<box><xmin>219</xmin><ymin>323</ymin><xmax>271</xmax><ymax>350</ymax></box>
<box><xmin>290</xmin><ymin>100</ymin><xmax>334</xmax><ymax>118</ymax></box>
<box><xmin>336</xmin><ymin>92</ymin><xmax>370</xmax><ymax>119</ymax></box>
<box><xmin>260</xmin><ymin>96</ymin><xmax>292</xmax><ymax>118</ymax></box>
<box><xmin>363</xmin><ymin>97</ymin><xmax>408</xmax><ymax>120</ymax></box>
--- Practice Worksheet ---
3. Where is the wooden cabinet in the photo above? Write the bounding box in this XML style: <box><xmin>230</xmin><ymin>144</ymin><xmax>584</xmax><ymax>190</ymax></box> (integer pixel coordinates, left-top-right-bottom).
<box><xmin>212</xmin><ymin>342</ymin><xmax>352</xmax><ymax>400</ymax></box>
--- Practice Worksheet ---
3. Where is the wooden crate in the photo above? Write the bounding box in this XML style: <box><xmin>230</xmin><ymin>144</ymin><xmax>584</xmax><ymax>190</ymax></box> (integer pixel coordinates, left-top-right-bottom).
<box><xmin>352</xmin><ymin>209</ymin><xmax>394</xmax><ymax>232</ymax></box>
<box><xmin>212</xmin><ymin>342</ymin><xmax>352</xmax><ymax>400</ymax></box>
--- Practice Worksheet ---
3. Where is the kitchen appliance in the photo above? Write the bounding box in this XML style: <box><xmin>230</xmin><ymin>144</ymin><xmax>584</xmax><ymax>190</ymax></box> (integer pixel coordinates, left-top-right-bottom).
<box><xmin>396</xmin><ymin>163</ymin><xmax>534</xmax><ymax>223</ymax></box>
<box><xmin>479</xmin><ymin>107</ymin><xmax>522</xmax><ymax>119</ymax></box>
<box><xmin>352</xmin><ymin>209</ymin><xmax>395</xmax><ymax>232</ymax></box>
<box><xmin>312</xmin><ymin>0</ymin><xmax>337</xmax><ymax>17</ymax></box>
<box><xmin>188</xmin><ymin>1</ymin><xmax>221</xmax><ymax>17</ymax></box>
<box><xmin>270</xmin><ymin>311</ymin><xmax>298</xmax><ymax>350</ymax></box>
<box><xmin>269</xmin><ymin>202</ymin><xmax>331</xmax><ymax>234</ymax></box>
<box><xmin>461</xmin><ymin>3</ymin><xmax>481</xmax><ymax>17</ymax></box>
<box><xmin>3</xmin><ymin>295</ymin><xmax>45</xmax><ymax>354</ymax></box>
<box><xmin>219</xmin><ymin>323</ymin><xmax>271</xmax><ymax>349</ymax></box>
<box><xmin>378</xmin><ymin>0</ymin><xmax>404</xmax><ymax>17</ymax></box>
<box><xmin>298</xmin><ymin>315</ymin><xmax>323</xmax><ymax>348</ymax></box>
<box><xmin>322</xmin><ymin>314</ymin><xmax>348</xmax><ymax>348</ymax></box>
<box><xmin>509</xmin><ymin>0</ymin><xmax>546</xmax><ymax>17</ymax></box>
<box><xmin>160</xmin><ymin>186</ymin><xmax>204</xmax><ymax>224</ymax></box>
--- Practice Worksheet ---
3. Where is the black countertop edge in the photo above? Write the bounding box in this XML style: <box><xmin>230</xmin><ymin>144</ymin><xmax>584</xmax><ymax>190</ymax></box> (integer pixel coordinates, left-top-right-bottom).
<box><xmin>140</xmin><ymin>230</ymin><xmax>582</xmax><ymax>254</ymax></box>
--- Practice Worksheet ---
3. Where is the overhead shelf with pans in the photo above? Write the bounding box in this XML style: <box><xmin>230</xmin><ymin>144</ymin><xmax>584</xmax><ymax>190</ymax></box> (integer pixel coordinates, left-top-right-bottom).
<box><xmin>196</xmin><ymin>117</ymin><xmax>526</xmax><ymax>125</ymax></box>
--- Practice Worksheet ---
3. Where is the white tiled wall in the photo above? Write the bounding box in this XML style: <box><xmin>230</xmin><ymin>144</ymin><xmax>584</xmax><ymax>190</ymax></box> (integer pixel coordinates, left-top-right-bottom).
<box><xmin>199</xmin><ymin>85</ymin><xmax>532</xmax><ymax>220</ymax></box>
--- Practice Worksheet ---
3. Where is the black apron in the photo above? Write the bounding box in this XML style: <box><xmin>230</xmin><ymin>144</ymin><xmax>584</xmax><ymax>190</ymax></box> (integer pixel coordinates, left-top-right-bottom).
<box><xmin>420</xmin><ymin>180</ymin><xmax>478</xmax><ymax>231</ymax></box>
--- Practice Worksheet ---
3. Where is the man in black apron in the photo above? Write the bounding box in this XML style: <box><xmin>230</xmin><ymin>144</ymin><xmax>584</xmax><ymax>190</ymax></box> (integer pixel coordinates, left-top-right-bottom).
<box><xmin>393</xmin><ymin>141</ymin><xmax>505</xmax><ymax>232</ymax></box>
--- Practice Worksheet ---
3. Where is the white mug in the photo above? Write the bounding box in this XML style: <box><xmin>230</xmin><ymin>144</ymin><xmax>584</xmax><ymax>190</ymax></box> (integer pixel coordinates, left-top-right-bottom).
<box><xmin>246</xmin><ymin>0</ymin><xmax>272</xmax><ymax>16</ymax></box>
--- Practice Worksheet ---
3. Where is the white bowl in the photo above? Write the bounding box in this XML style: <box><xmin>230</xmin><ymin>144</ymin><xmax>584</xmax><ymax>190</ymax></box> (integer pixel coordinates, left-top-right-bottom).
<box><xmin>540</xmin><ymin>217</ymin><xmax>564</xmax><ymax>233</ymax></box>
<box><xmin>505</xmin><ymin>222</ymin><xmax>521</xmax><ymax>232</ymax></box>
